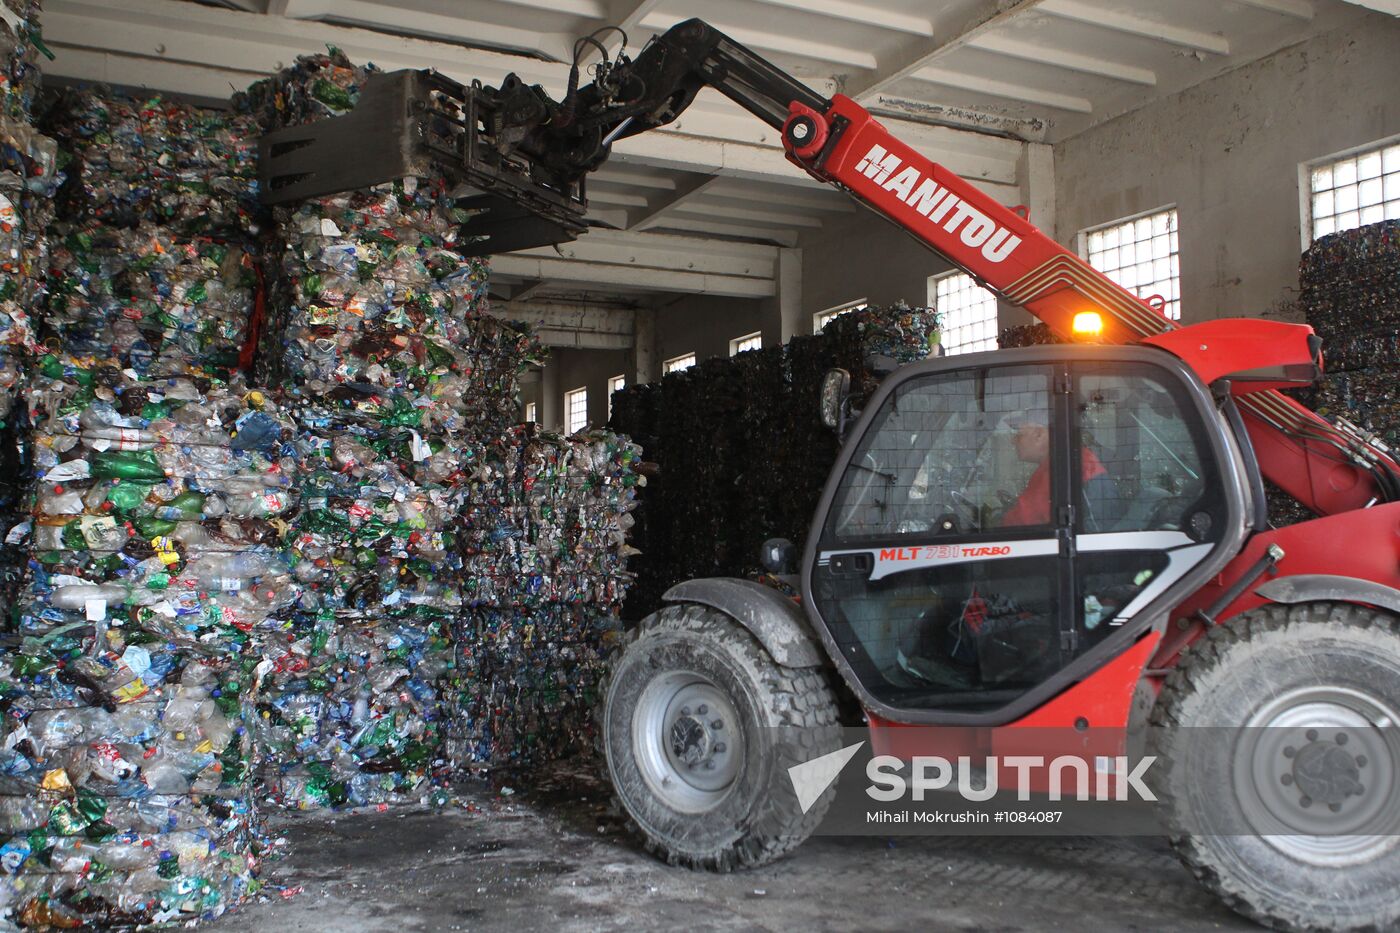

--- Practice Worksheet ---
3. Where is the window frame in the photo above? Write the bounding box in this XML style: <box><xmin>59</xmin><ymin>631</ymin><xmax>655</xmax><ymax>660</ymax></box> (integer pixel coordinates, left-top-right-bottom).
<box><xmin>729</xmin><ymin>331</ymin><xmax>763</xmax><ymax>355</ymax></box>
<box><xmin>607</xmin><ymin>374</ymin><xmax>626</xmax><ymax>420</ymax></box>
<box><xmin>662</xmin><ymin>353</ymin><xmax>696</xmax><ymax>374</ymax></box>
<box><xmin>564</xmin><ymin>386</ymin><xmax>588</xmax><ymax>434</ymax></box>
<box><xmin>929</xmin><ymin>271</ymin><xmax>999</xmax><ymax>355</ymax></box>
<box><xmin>813</xmin><ymin>298</ymin><xmax>867</xmax><ymax>333</ymax></box>
<box><xmin>1300</xmin><ymin>134</ymin><xmax>1400</xmax><ymax>248</ymax></box>
<box><xmin>524</xmin><ymin>401</ymin><xmax>537</xmax><ymax>424</ymax></box>
<box><xmin>1077</xmin><ymin>205</ymin><xmax>1181</xmax><ymax>321</ymax></box>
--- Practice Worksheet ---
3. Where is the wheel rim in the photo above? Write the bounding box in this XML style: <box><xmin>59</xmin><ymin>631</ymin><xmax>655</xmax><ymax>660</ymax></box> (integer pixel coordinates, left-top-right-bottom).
<box><xmin>632</xmin><ymin>670</ymin><xmax>745</xmax><ymax>813</ymax></box>
<box><xmin>1234</xmin><ymin>685</ymin><xmax>1400</xmax><ymax>866</ymax></box>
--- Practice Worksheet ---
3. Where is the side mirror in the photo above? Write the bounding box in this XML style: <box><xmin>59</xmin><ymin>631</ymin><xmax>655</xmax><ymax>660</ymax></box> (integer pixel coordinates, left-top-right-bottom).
<box><xmin>820</xmin><ymin>368</ymin><xmax>851</xmax><ymax>433</ymax></box>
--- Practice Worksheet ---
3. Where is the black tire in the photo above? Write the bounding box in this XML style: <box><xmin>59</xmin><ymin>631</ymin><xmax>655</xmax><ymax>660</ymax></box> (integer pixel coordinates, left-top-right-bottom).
<box><xmin>597</xmin><ymin>602</ymin><xmax>842</xmax><ymax>871</ymax></box>
<box><xmin>1150</xmin><ymin>601</ymin><xmax>1400</xmax><ymax>932</ymax></box>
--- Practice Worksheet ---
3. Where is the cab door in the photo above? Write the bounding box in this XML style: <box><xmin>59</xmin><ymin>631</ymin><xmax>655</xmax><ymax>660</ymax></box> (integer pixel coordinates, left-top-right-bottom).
<box><xmin>803</xmin><ymin>347</ymin><xmax>1247</xmax><ymax>725</ymax></box>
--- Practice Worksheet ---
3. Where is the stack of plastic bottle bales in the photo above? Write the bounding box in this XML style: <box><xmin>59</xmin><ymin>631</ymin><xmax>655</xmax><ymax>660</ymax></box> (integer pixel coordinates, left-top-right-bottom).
<box><xmin>1</xmin><ymin>64</ymin><xmax>642</xmax><ymax>933</ymax></box>
<box><xmin>0</xmin><ymin>0</ymin><xmax>53</xmax><ymax>412</ymax></box>
<box><xmin>1300</xmin><ymin>219</ymin><xmax>1400</xmax><ymax>448</ymax></box>
<box><xmin>240</xmin><ymin>50</ymin><xmax>557</xmax><ymax>806</ymax></box>
<box><xmin>0</xmin><ymin>82</ymin><xmax>270</xmax><ymax>924</ymax></box>
<box><xmin>40</xmin><ymin>87</ymin><xmax>260</xmax><ymax>380</ymax></box>
<box><xmin>451</xmin><ymin>426</ymin><xmax>642</xmax><ymax>771</ymax></box>
<box><xmin>0</xmin><ymin>0</ymin><xmax>57</xmax><ymax>616</ymax></box>
<box><xmin>609</xmin><ymin>304</ymin><xmax>938</xmax><ymax>620</ymax></box>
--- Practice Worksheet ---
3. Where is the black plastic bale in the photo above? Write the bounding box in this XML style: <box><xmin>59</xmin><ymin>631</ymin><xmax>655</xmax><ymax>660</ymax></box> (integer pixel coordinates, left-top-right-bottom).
<box><xmin>998</xmin><ymin>322</ymin><xmax>1059</xmax><ymax>348</ymax></box>
<box><xmin>1299</xmin><ymin>220</ymin><xmax>1400</xmax><ymax>344</ymax></box>
<box><xmin>608</xmin><ymin>304</ymin><xmax>939</xmax><ymax>620</ymax></box>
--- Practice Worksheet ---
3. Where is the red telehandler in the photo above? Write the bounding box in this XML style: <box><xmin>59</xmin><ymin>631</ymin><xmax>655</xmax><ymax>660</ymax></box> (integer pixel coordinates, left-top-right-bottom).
<box><xmin>261</xmin><ymin>19</ymin><xmax>1400</xmax><ymax>932</ymax></box>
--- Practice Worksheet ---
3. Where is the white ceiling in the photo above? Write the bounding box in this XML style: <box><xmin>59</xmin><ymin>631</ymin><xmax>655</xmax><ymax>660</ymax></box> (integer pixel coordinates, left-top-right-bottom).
<box><xmin>39</xmin><ymin>0</ymin><xmax>1376</xmax><ymax>329</ymax></box>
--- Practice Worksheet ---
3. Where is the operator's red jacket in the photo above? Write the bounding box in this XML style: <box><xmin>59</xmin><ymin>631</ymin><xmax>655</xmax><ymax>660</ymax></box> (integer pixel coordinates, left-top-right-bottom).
<box><xmin>1001</xmin><ymin>449</ymin><xmax>1107</xmax><ymax>527</ymax></box>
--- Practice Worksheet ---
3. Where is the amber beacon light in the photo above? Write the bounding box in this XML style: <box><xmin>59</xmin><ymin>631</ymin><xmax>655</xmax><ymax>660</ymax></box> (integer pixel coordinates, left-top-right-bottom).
<box><xmin>1072</xmin><ymin>310</ymin><xmax>1104</xmax><ymax>339</ymax></box>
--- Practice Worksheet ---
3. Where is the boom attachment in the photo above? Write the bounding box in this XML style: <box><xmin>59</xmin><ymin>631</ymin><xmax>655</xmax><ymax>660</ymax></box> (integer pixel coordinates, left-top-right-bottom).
<box><xmin>258</xmin><ymin>19</ymin><xmax>827</xmax><ymax>257</ymax></box>
<box><xmin>259</xmin><ymin>70</ymin><xmax>588</xmax><ymax>255</ymax></box>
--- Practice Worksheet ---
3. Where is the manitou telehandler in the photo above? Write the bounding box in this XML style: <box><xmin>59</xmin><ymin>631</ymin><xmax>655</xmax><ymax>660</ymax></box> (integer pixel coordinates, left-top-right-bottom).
<box><xmin>262</xmin><ymin>19</ymin><xmax>1400</xmax><ymax>932</ymax></box>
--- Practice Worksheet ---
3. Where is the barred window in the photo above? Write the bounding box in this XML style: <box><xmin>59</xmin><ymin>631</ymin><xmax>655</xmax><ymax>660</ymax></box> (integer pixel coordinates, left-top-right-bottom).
<box><xmin>663</xmin><ymin>353</ymin><xmax>696</xmax><ymax>374</ymax></box>
<box><xmin>607</xmin><ymin>374</ymin><xmax>625</xmax><ymax>420</ymax></box>
<box><xmin>814</xmin><ymin>299</ymin><xmax>866</xmax><ymax>333</ymax></box>
<box><xmin>730</xmin><ymin>332</ymin><xmax>762</xmax><ymax>355</ymax></box>
<box><xmin>1082</xmin><ymin>208</ymin><xmax>1180</xmax><ymax>321</ymax></box>
<box><xmin>931</xmin><ymin>272</ymin><xmax>998</xmax><ymax>354</ymax></box>
<box><xmin>565</xmin><ymin>387</ymin><xmax>587</xmax><ymax>434</ymax></box>
<box><xmin>1308</xmin><ymin>140</ymin><xmax>1400</xmax><ymax>241</ymax></box>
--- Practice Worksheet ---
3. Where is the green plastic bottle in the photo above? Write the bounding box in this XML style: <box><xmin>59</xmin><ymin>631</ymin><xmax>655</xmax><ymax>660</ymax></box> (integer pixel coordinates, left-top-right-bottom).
<box><xmin>90</xmin><ymin>450</ymin><xmax>165</xmax><ymax>482</ymax></box>
<box><xmin>105</xmin><ymin>482</ymin><xmax>153</xmax><ymax>513</ymax></box>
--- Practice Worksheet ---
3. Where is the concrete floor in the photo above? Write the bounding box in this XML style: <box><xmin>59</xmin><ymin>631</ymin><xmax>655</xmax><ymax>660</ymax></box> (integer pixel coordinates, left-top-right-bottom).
<box><xmin>219</xmin><ymin>768</ymin><xmax>1259</xmax><ymax>933</ymax></box>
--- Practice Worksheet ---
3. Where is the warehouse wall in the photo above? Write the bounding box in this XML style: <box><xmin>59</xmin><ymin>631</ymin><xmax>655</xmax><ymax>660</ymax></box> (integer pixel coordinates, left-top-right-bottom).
<box><xmin>797</xmin><ymin>209</ymin><xmax>955</xmax><ymax>328</ymax></box>
<box><xmin>522</xmin><ymin>300</ymin><xmax>772</xmax><ymax>434</ymax></box>
<box><xmin>526</xmin><ymin>347</ymin><xmax>632</xmax><ymax>432</ymax></box>
<box><xmin>654</xmin><ymin>294</ymin><xmax>773</xmax><ymax>364</ymax></box>
<box><xmin>1054</xmin><ymin>11</ymin><xmax>1400</xmax><ymax>323</ymax></box>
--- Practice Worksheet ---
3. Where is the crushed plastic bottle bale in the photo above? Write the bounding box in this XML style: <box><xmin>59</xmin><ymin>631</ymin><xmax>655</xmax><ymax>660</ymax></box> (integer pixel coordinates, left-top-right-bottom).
<box><xmin>37</xmin><ymin>88</ymin><xmax>260</xmax><ymax>383</ymax></box>
<box><xmin>42</xmin><ymin>87</ymin><xmax>259</xmax><ymax>237</ymax></box>
<box><xmin>240</xmin><ymin>49</ymin><xmax>540</xmax><ymax>444</ymax></box>
<box><xmin>1268</xmin><ymin>219</ymin><xmax>1400</xmax><ymax>528</ymax></box>
<box><xmin>255</xmin><ymin>166</ymin><xmax>536</xmax><ymax>441</ymax></box>
<box><xmin>609</xmin><ymin>303</ymin><xmax>939</xmax><ymax>619</ymax></box>
<box><xmin>448</xmin><ymin>426</ymin><xmax>641</xmax><ymax>773</ymax></box>
<box><xmin>249</xmin><ymin>608</ymin><xmax>459</xmax><ymax>810</ymax></box>
<box><xmin>3</xmin><ymin>370</ymin><xmax>283</xmax><ymax>926</ymax></box>
<box><xmin>1296</xmin><ymin>222</ymin><xmax>1400</xmax><ymax>444</ymax></box>
<box><xmin>450</xmin><ymin>605</ymin><xmax>620</xmax><ymax>774</ymax></box>
<box><xmin>456</xmin><ymin>426</ymin><xmax>642</xmax><ymax>610</ymax></box>
<box><xmin>40</xmin><ymin>230</ymin><xmax>258</xmax><ymax>382</ymax></box>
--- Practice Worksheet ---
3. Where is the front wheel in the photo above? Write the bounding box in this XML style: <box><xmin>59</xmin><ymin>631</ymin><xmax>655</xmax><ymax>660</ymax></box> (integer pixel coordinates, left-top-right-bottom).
<box><xmin>598</xmin><ymin>603</ymin><xmax>842</xmax><ymax>871</ymax></box>
<box><xmin>1150</xmin><ymin>601</ymin><xmax>1400</xmax><ymax>932</ymax></box>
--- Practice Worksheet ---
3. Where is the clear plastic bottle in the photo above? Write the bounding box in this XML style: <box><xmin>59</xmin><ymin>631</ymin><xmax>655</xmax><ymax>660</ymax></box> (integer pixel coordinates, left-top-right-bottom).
<box><xmin>48</xmin><ymin>582</ymin><xmax>129</xmax><ymax>611</ymax></box>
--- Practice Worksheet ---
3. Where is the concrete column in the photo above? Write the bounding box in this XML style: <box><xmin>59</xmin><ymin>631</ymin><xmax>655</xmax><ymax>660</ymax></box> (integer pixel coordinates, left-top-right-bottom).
<box><xmin>1000</xmin><ymin>141</ymin><xmax>1057</xmax><ymax>332</ymax></box>
<box><xmin>1019</xmin><ymin>141</ymin><xmax>1057</xmax><ymax>245</ymax></box>
<box><xmin>539</xmin><ymin>350</ymin><xmax>561</xmax><ymax>432</ymax></box>
<box><xmin>633</xmin><ymin>308</ymin><xmax>658</xmax><ymax>384</ymax></box>
<box><xmin>777</xmin><ymin>247</ymin><xmax>804</xmax><ymax>341</ymax></box>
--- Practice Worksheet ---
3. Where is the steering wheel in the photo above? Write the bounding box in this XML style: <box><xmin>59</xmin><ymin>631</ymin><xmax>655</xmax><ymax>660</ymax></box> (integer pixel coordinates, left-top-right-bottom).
<box><xmin>1144</xmin><ymin>479</ymin><xmax>1206</xmax><ymax>532</ymax></box>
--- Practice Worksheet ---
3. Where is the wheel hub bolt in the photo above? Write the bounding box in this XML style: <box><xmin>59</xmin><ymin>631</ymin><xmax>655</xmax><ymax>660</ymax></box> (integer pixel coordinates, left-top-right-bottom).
<box><xmin>712</xmin><ymin>719</ymin><xmax>724</xmax><ymax>730</ymax></box>
<box><xmin>715</xmin><ymin>742</ymin><xmax>726</xmax><ymax>754</ymax></box>
<box><xmin>698</xmin><ymin>704</ymin><xmax>708</xmax><ymax>715</ymax></box>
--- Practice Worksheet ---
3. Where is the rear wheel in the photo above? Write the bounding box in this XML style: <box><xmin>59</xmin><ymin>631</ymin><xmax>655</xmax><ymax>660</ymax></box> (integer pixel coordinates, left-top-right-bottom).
<box><xmin>598</xmin><ymin>603</ymin><xmax>842</xmax><ymax>871</ymax></box>
<box><xmin>1151</xmin><ymin>601</ymin><xmax>1400</xmax><ymax>932</ymax></box>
